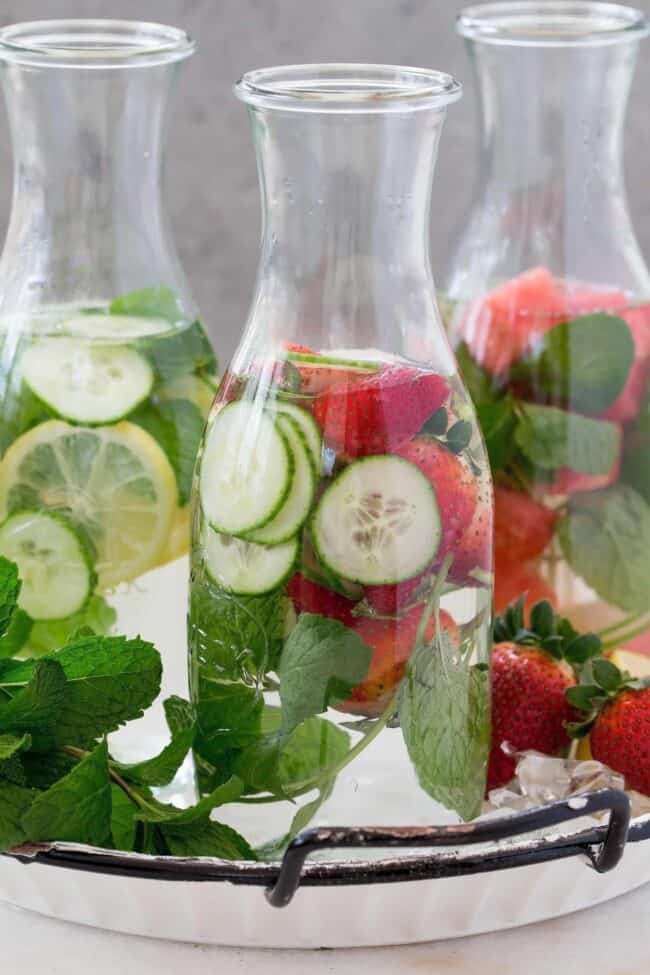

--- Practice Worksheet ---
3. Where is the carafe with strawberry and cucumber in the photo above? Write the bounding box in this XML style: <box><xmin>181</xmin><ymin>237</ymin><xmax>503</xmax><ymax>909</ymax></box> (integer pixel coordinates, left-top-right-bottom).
<box><xmin>0</xmin><ymin>22</ymin><xmax>217</xmax><ymax>676</ymax></box>
<box><xmin>444</xmin><ymin>4</ymin><xmax>650</xmax><ymax>650</ymax></box>
<box><xmin>188</xmin><ymin>64</ymin><xmax>493</xmax><ymax>849</ymax></box>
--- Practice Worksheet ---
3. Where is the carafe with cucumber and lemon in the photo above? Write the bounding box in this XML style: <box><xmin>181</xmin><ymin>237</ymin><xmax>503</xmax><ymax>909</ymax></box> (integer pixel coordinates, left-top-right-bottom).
<box><xmin>0</xmin><ymin>295</ymin><xmax>217</xmax><ymax>655</ymax></box>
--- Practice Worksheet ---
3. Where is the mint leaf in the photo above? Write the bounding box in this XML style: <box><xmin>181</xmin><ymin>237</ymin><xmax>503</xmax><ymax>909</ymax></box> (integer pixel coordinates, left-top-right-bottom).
<box><xmin>455</xmin><ymin>341</ymin><xmax>502</xmax><ymax>404</ymax></box>
<box><xmin>400</xmin><ymin>632</ymin><xmax>490</xmax><ymax>821</ymax></box>
<box><xmin>164</xmin><ymin>696</ymin><xmax>194</xmax><ymax>736</ymax></box>
<box><xmin>161</xmin><ymin>820</ymin><xmax>255</xmax><ymax>860</ymax></box>
<box><xmin>0</xmin><ymin>635</ymin><xmax>162</xmax><ymax>747</ymax></box>
<box><xmin>140</xmin><ymin>321</ymin><xmax>216</xmax><ymax>384</ymax></box>
<box><xmin>0</xmin><ymin>660</ymin><xmax>66</xmax><ymax>750</ymax></box>
<box><xmin>476</xmin><ymin>397</ymin><xmax>519</xmax><ymax>472</ymax></box>
<box><xmin>137</xmin><ymin>776</ymin><xmax>244</xmax><ymax>825</ymax></box>
<box><xmin>110</xmin><ymin>784</ymin><xmax>137</xmax><ymax>851</ymax></box>
<box><xmin>114</xmin><ymin>725</ymin><xmax>194</xmax><ymax>787</ymax></box>
<box><xmin>0</xmin><ymin>609</ymin><xmax>32</xmax><ymax>658</ymax></box>
<box><xmin>21</xmin><ymin>750</ymin><xmax>77</xmax><ymax>789</ymax></box>
<box><xmin>278</xmin><ymin>614</ymin><xmax>372</xmax><ymax>736</ymax></box>
<box><xmin>234</xmin><ymin>708</ymin><xmax>349</xmax><ymax>794</ymax></box>
<box><xmin>110</xmin><ymin>286</ymin><xmax>187</xmax><ymax>323</ymax></box>
<box><xmin>22</xmin><ymin>741</ymin><xmax>111</xmax><ymax>845</ymax></box>
<box><xmin>515</xmin><ymin>404</ymin><xmax>619</xmax><ymax>475</ymax></box>
<box><xmin>0</xmin><ymin>782</ymin><xmax>34</xmax><ymax>849</ymax></box>
<box><xmin>132</xmin><ymin>399</ymin><xmax>204</xmax><ymax>505</ymax></box>
<box><xmin>190</xmin><ymin>584</ymin><xmax>288</xmax><ymax>678</ymax></box>
<box><xmin>26</xmin><ymin>595</ymin><xmax>116</xmax><ymax>657</ymax></box>
<box><xmin>194</xmin><ymin>678</ymin><xmax>263</xmax><ymax>769</ymax></box>
<box><xmin>0</xmin><ymin>557</ymin><xmax>20</xmax><ymax>639</ymax></box>
<box><xmin>0</xmin><ymin>733</ymin><xmax>31</xmax><ymax>761</ymax></box>
<box><xmin>558</xmin><ymin>485</ymin><xmax>650</xmax><ymax>613</ymax></box>
<box><xmin>516</xmin><ymin>313</ymin><xmax>634</xmax><ymax>413</ymax></box>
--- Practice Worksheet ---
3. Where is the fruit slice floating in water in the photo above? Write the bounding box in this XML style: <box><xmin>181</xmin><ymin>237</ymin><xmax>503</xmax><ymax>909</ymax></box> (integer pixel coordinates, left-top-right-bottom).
<box><xmin>0</xmin><ymin>509</ymin><xmax>95</xmax><ymax>620</ymax></box>
<box><xmin>203</xmin><ymin>527</ymin><xmax>299</xmax><ymax>595</ymax></box>
<box><xmin>313</xmin><ymin>366</ymin><xmax>449</xmax><ymax>457</ymax></box>
<box><xmin>286</xmin><ymin>349</ymin><xmax>379</xmax><ymax>396</ymax></box>
<box><xmin>22</xmin><ymin>338</ymin><xmax>154</xmax><ymax>425</ymax></box>
<box><xmin>311</xmin><ymin>455</ymin><xmax>441</xmax><ymax>586</ymax></box>
<box><xmin>0</xmin><ymin>420</ymin><xmax>177</xmax><ymax>588</ymax></box>
<box><xmin>200</xmin><ymin>401</ymin><xmax>293</xmax><ymax>536</ymax></box>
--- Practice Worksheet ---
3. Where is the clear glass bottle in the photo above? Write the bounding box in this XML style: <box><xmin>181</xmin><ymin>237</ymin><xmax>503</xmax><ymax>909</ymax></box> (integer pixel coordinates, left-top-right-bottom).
<box><xmin>189</xmin><ymin>65</ymin><xmax>493</xmax><ymax>852</ymax></box>
<box><xmin>0</xmin><ymin>22</ymin><xmax>217</xmax><ymax>692</ymax></box>
<box><xmin>444</xmin><ymin>3</ymin><xmax>650</xmax><ymax>650</ymax></box>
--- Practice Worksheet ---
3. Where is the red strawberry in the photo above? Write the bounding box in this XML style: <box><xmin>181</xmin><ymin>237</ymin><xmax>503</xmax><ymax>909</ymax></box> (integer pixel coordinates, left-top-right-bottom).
<box><xmin>447</xmin><ymin>469</ymin><xmax>492</xmax><ymax>585</ymax></box>
<box><xmin>286</xmin><ymin>573</ymin><xmax>356</xmax><ymax>625</ymax></box>
<box><xmin>567</xmin><ymin>660</ymin><xmax>650</xmax><ymax>797</ymax></box>
<box><xmin>494</xmin><ymin>487</ymin><xmax>556</xmax><ymax>564</ymax></box>
<box><xmin>396</xmin><ymin>437</ymin><xmax>478</xmax><ymax>569</ymax></box>
<box><xmin>340</xmin><ymin>608</ymin><xmax>459</xmax><ymax>717</ymax></box>
<box><xmin>286</xmin><ymin>343</ymin><xmax>316</xmax><ymax>354</ymax></box>
<box><xmin>313</xmin><ymin>367</ymin><xmax>449</xmax><ymax>457</ymax></box>
<box><xmin>487</xmin><ymin>599</ymin><xmax>598</xmax><ymax>791</ymax></box>
<box><xmin>365</xmin><ymin>575</ymin><xmax>427</xmax><ymax>616</ymax></box>
<box><xmin>494</xmin><ymin>558</ymin><xmax>557</xmax><ymax>615</ymax></box>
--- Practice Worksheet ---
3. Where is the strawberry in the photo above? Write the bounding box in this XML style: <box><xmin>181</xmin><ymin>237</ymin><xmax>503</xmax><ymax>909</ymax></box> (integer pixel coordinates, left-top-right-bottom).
<box><xmin>447</xmin><ymin>468</ymin><xmax>492</xmax><ymax>585</ymax></box>
<box><xmin>286</xmin><ymin>573</ymin><xmax>356</xmax><ymax>625</ymax></box>
<box><xmin>396</xmin><ymin>436</ymin><xmax>478</xmax><ymax>569</ymax></box>
<box><xmin>488</xmin><ymin>599</ymin><xmax>601</xmax><ymax>791</ymax></box>
<box><xmin>494</xmin><ymin>558</ymin><xmax>557</xmax><ymax>614</ymax></box>
<box><xmin>566</xmin><ymin>659</ymin><xmax>650</xmax><ymax>796</ymax></box>
<box><xmin>313</xmin><ymin>367</ymin><xmax>449</xmax><ymax>457</ymax></box>
<box><xmin>494</xmin><ymin>487</ymin><xmax>556</xmax><ymax>564</ymax></box>
<box><xmin>364</xmin><ymin>575</ymin><xmax>427</xmax><ymax>616</ymax></box>
<box><xmin>339</xmin><ymin>608</ymin><xmax>459</xmax><ymax>717</ymax></box>
<box><xmin>286</xmin><ymin>343</ymin><xmax>316</xmax><ymax>354</ymax></box>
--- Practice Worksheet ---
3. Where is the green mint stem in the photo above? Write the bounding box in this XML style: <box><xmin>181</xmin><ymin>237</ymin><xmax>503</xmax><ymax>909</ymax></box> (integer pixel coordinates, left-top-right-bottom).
<box><xmin>63</xmin><ymin>744</ymin><xmax>161</xmax><ymax>815</ymax></box>
<box><xmin>415</xmin><ymin>552</ymin><xmax>453</xmax><ymax>651</ymax></box>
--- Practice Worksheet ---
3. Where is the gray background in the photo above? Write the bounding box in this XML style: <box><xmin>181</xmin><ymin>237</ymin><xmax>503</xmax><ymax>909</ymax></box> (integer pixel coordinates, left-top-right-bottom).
<box><xmin>0</xmin><ymin>0</ymin><xmax>649</xmax><ymax>361</ymax></box>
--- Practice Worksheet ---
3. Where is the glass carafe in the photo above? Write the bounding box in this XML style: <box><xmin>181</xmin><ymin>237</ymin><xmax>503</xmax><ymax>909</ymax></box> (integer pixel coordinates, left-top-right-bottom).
<box><xmin>444</xmin><ymin>3</ymin><xmax>650</xmax><ymax>650</ymax></box>
<box><xmin>0</xmin><ymin>22</ymin><xmax>217</xmax><ymax>684</ymax></box>
<box><xmin>189</xmin><ymin>65</ymin><xmax>493</xmax><ymax>852</ymax></box>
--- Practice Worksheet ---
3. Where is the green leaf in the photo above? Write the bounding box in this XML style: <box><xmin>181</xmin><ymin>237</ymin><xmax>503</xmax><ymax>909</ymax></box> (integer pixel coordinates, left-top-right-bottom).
<box><xmin>22</xmin><ymin>741</ymin><xmax>111</xmax><ymax>845</ymax></box>
<box><xmin>137</xmin><ymin>776</ymin><xmax>244</xmax><ymax>824</ymax></box>
<box><xmin>0</xmin><ymin>660</ymin><xmax>66</xmax><ymax>749</ymax></box>
<box><xmin>131</xmin><ymin>399</ymin><xmax>204</xmax><ymax>505</ymax></box>
<box><xmin>445</xmin><ymin>419</ymin><xmax>473</xmax><ymax>454</ymax></box>
<box><xmin>515</xmin><ymin>404</ymin><xmax>620</xmax><ymax>476</ymax></box>
<box><xmin>593</xmin><ymin>658</ymin><xmax>623</xmax><ymax>693</ymax></box>
<box><xmin>558</xmin><ymin>485</ymin><xmax>650</xmax><ymax>614</ymax></box>
<box><xmin>26</xmin><ymin>595</ymin><xmax>116</xmax><ymax>657</ymax></box>
<box><xmin>0</xmin><ymin>609</ymin><xmax>33</xmax><ymax>658</ymax></box>
<box><xmin>0</xmin><ymin>733</ymin><xmax>31</xmax><ymax>761</ymax></box>
<box><xmin>0</xmin><ymin>782</ymin><xmax>35</xmax><ymax>850</ymax></box>
<box><xmin>164</xmin><ymin>696</ymin><xmax>195</xmax><ymax>736</ymax></box>
<box><xmin>565</xmin><ymin>684</ymin><xmax>601</xmax><ymax>711</ymax></box>
<box><xmin>0</xmin><ymin>557</ymin><xmax>20</xmax><ymax>640</ymax></box>
<box><xmin>278</xmin><ymin>614</ymin><xmax>373</xmax><ymax>737</ymax></box>
<box><xmin>400</xmin><ymin>632</ymin><xmax>490</xmax><ymax>821</ymax></box>
<box><xmin>455</xmin><ymin>341</ymin><xmax>502</xmax><ymax>404</ymax></box>
<box><xmin>565</xmin><ymin>633</ymin><xmax>602</xmax><ymax>666</ymax></box>
<box><xmin>140</xmin><ymin>321</ymin><xmax>216</xmax><ymax>384</ymax></box>
<box><xmin>529</xmin><ymin>600</ymin><xmax>555</xmax><ymax>640</ymax></box>
<box><xmin>190</xmin><ymin>584</ymin><xmax>289</xmax><ymax>679</ymax></box>
<box><xmin>476</xmin><ymin>398</ymin><xmax>518</xmax><ymax>472</ymax></box>
<box><xmin>0</xmin><ymin>635</ymin><xmax>162</xmax><ymax>747</ymax></box>
<box><xmin>110</xmin><ymin>784</ymin><xmax>137</xmax><ymax>851</ymax></box>
<box><xmin>161</xmin><ymin>820</ymin><xmax>256</xmax><ymax>860</ymax></box>
<box><xmin>110</xmin><ymin>286</ymin><xmax>187</xmax><ymax>323</ymax></box>
<box><xmin>194</xmin><ymin>678</ymin><xmax>263</xmax><ymax>769</ymax></box>
<box><xmin>516</xmin><ymin>313</ymin><xmax>635</xmax><ymax>413</ymax></box>
<box><xmin>20</xmin><ymin>750</ymin><xmax>77</xmax><ymax>789</ymax></box>
<box><xmin>114</xmin><ymin>725</ymin><xmax>194</xmax><ymax>787</ymax></box>
<box><xmin>420</xmin><ymin>406</ymin><xmax>448</xmax><ymax>436</ymax></box>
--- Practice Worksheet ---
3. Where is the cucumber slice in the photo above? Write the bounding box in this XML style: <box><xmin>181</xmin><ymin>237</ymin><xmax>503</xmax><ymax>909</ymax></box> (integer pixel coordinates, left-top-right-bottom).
<box><xmin>312</xmin><ymin>456</ymin><xmax>441</xmax><ymax>585</ymax></box>
<box><xmin>60</xmin><ymin>314</ymin><xmax>173</xmax><ymax>340</ymax></box>
<box><xmin>244</xmin><ymin>415</ymin><xmax>316</xmax><ymax>545</ymax></box>
<box><xmin>200</xmin><ymin>401</ymin><xmax>294</xmax><ymax>536</ymax></box>
<box><xmin>21</xmin><ymin>338</ymin><xmax>154</xmax><ymax>424</ymax></box>
<box><xmin>203</xmin><ymin>527</ymin><xmax>298</xmax><ymax>595</ymax></box>
<box><xmin>271</xmin><ymin>402</ymin><xmax>322</xmax><ymax>470</ymax></box>
<box><xmin>0</xmin><ymin>510</ymin><xmax>95</xmax><ymax>620</ymax></box>
<box><xmin>286</xmin><ymin>350</ymin><xmax>379</xmax><ymax>371</ymax></box>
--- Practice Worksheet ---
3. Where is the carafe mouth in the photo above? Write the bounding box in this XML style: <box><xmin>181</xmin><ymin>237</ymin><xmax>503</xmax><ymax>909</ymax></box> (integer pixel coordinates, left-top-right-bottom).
<box><xmin>0</xmin><ymin>19</ymin><xmax>195</xmax><ymax>68</ymax></box>
<box><xmin>458</xmin><ymin>1</ymin><xmax>650</xmax><ymax>46</ymax></box>
<box><xmin>235</xmin><ymin>63</ymin><xmax>462</xmax><ymax>113</ymax></box>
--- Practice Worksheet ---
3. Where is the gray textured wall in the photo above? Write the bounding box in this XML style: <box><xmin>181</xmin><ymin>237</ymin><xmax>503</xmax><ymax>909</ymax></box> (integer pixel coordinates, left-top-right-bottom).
<box><xmin>0</xmin><ymin>0</ymin><xmax>649</xmax><ymax>362</ymax></box>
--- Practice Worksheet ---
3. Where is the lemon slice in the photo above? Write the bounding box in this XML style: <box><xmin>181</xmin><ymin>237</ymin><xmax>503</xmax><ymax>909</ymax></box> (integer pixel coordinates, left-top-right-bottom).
<box><xmin>610</xmin><ymin>649</ymin><xmax>650</xmax><ymax>679</ymax></box>
<box><xmin>157</xmin><ymin>505</ymin><xmax>191</xmax><ymax>567</ymax></box>
<box><xmin>0</xmin><ymin>420</ymin><xmax>177</xmax><ymax>588</ymax></box>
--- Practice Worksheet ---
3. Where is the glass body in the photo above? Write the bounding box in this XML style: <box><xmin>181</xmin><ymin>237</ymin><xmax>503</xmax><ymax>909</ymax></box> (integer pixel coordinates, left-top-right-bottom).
<box><xmin>444</xmin><ymin>3</ymin><xmax>650</xmax><ymax>649</ymax></box>
<box><xmin>189</xmin><ymin>65</ymin><xmax>493</xmax><ymax>852</ymax></box>
<box><xmin>0</xmin><ymin>23</ymin><xmax>217</xmax><ymax>692</ymax></box>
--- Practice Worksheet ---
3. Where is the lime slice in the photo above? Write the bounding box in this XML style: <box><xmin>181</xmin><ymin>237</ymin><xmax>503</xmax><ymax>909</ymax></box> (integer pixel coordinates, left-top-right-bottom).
<box><xmin>0</xmin><ymin>510</ymin><xmax>95</xmax><ymax>620</ymax></box>
<box><xmin>22</xmin><ymin>338</ymin><xmax>154</xmax><ymax>425</ymax></box>
<box><xmin>0</xmin><ymin>420</ymin><xmax>177</xmax><ymax>588</ymax></box>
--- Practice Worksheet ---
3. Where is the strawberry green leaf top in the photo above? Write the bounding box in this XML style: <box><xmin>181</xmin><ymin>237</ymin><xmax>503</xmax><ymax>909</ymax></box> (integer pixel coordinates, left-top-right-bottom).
<box><xmin>492</xmin><ymin>598</ymin><xmax>601</xmax><ymax>670</ymax></box>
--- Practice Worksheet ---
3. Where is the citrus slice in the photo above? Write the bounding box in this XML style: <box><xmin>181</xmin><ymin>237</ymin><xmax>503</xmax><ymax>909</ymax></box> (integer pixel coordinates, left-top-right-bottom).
<box><xmin>0</xmin><ymin>420</ymin><xmax>177</xmax><ymax>588</ymax></box>
<box><xmin>610</xmin><ymin>649</ymin><xmax>650</xmax><ymax>678</ymax></box>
